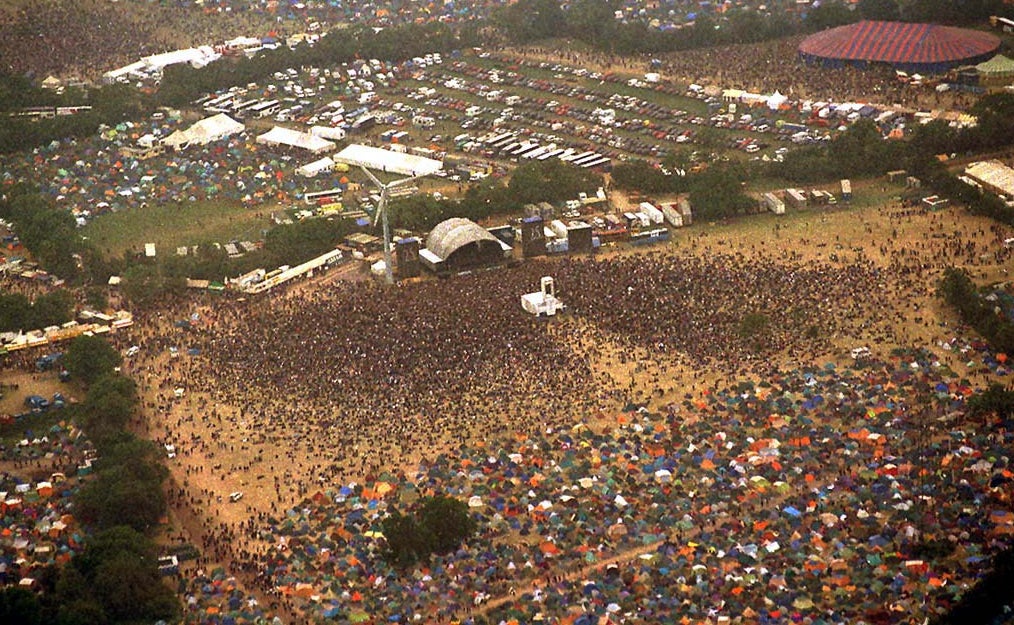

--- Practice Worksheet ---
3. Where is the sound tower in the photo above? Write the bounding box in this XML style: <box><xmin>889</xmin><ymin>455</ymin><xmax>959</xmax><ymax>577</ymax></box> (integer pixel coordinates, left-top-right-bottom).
<box><xmin>521</xmin><ymin>216</ymin><xmax>546</xmax><ymax>258</ymax></box>
<box><xmin>396</xmin><ymin>237</ymin><xmax>421</xmax><ymax>279</ymax></box>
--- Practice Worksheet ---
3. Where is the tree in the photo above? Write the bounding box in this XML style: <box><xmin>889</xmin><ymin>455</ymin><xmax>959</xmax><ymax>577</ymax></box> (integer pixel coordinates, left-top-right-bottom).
<box><xmin>688</xmin><ymin>166</ymin><xmax>754</xmax><ymax>220</ymax></box>
<box><xmin>858</xmin><ymin>0</ymin><xmax>900</xmax><ymax>21</ymax></box>
<box><xmin>63</xmin><ymin>335</ymin><xmax>121</xmax><ymax>386</ymax></box>
<box><xmin>805</xmin><ymin>0</ymin><xmax>856</xmax><ymax>32</ymax></box>
<box><xmin>84</xmin><ymin>286</ymin><xmax>109</xmax><ymax>311</ymax></box>
<box><xmin>965</xmin><ymin>383</ymin><xmax>1014</xmax><ymax>422</ymax></box>
<box><xmin>508</xmin><ymin>159</ymin><xmax>602</xmax><ymax>206</ymax></box>
<box><xmin>76</xmin><ymin>465</ymin><xmax>167</xmax><ymax>533</ymax></box>
<box><xmin>566</xmin><ymin>0</ymin><xmax>619</xmax><ymax>46</ymax></box>
<box><xmin>90</xmin><ymin>551</ymin><xmax>179</xmax><ymax>623</ymax></box>
<box><xmin>32</xmin><ymin>289</ymin><xmax>74</xmax><ymax>328</ymax></box>
<box><xmin>0</xmin><ymin>292</ymin><xmax>31</xmax><ymax>332</ymax></box>
<box><xmin>78</xmin><ymin>373</ymin><xmax>138</xmax><ymax>439</ymax></box>
<box><xmin>417</xmin><ymin>495</ymin><xmax>477</xmax><ymax>555</ymax></box>
<box><xmin>120</xmin><ymin>263</ymin><xmax>164</xmax><ymax>308</ymax></box>
<box><xmin>496</xmin><ymin>0</ymin><xmax>566</xmax><ymax>43</ymax></box>
<box><xmin>381</xmin><ymin>511</ymin><xmax>429</xmax><ymax>568</ymax></box>
<box><xmin>829</xmin><ymin>119</ymin><xmax>893</xmax><ymax>177</ymax></box>
<box><xmin>382</xmin><ymin>495</ymin><xmax>477</xmax><ymax>568</ymax></box>
<box><xmin>0</xmin><ymin>586</ymin><xmax>42</xmax><ymax>625</ymax></box>
<box><xmin>72</xmin><ymin>527</ymin><xmax>179</xmax><ymax>624</ymax></box>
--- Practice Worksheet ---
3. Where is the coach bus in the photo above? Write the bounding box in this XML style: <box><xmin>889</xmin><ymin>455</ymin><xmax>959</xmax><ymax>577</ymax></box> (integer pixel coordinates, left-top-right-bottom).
<box><xmin>304</xmin><ymin>188</ymin><xmax>344</xmax><ymax>206</ymax></box>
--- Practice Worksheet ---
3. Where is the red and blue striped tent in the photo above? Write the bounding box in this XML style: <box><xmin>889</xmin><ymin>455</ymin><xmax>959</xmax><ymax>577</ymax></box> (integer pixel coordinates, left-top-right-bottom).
<box><xmin>799</xmin><ymin>20</ymin><xmax>1000</xmax><ymax>74</ymax></box>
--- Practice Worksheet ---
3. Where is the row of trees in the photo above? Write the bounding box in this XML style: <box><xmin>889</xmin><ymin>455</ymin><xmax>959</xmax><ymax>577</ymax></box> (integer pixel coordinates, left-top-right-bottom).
<box><xmin>0</xmin><ymin>82</ymin><xmax>148</xmax><ymax>156</ymax></box>
<box><xmin>0</xmin><ymin>186</ymin><xmax>85</xmax><ymax>282</ymax></box>
<box><xmin>609</xmin><ymin>92</ymin><xmax>1014</xmax><ymax>223</ymax></box>
<box><xmin>610</xmin><ymin>159</ymin><xmax>758</xmax><ymax>221</ymax></box>
<box><xmin>0</xmin><ymin>178</ymin><xmax>365</xmax><ymax>304</ymax></box>
<box><xmin>390</xmin><ymin>158</ymin><xmax>603</xmax><ymax>231</ymax></box>
<box><xmin>937</xmin><ymin>267</ymin><xmax>1014</xmax><ymax>355</ymax></box>
<box><xmin>0</xmin><ymin>291</ymin><xmax>74</xmax><ymax>333</ymax></box>
<box><xmin>492</xmin><ymin>0</ymin><xmax>1006</xmax><ymax>55</ymax></box>
<box><xmin>0</xmin><ymin>335</ymin><xmax>179</xmax><ymax>624</ymax></box>
<box><xmin>157</xmin><ymin>22</ymin><xmax>478</xmax><ymax>109</ymax></box>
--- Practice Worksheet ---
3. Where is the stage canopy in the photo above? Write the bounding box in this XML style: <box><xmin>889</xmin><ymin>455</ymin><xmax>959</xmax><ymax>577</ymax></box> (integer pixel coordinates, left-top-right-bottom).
<box><xmin>799</xmin><ymin>20</ymin><xmax>1000</xmax><ymax>74</ymax></box>
<box><xmin>334</xmin><ymin>144</ymin><xmax>442</xmax><ymax>177</ymax></box>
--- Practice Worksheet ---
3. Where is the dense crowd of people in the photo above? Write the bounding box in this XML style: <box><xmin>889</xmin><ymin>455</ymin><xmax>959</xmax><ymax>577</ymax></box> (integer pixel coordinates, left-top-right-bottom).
<box><xmin>111</xmin><ymin>199</ymin><xmax>1014</xmax><ymax>623</ymax></box>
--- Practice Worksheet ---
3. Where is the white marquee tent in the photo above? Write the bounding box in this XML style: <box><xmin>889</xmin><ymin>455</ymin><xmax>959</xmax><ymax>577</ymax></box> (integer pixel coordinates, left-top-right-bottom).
<box><xmin>256</xmin><ymin>126</ymin><xmax>336</xmax><ymax>154</ymax></box>
<box><xmin>162</xmin><ymin>113</ymin><xmax>244</xmax><ymax>150</ymax></box>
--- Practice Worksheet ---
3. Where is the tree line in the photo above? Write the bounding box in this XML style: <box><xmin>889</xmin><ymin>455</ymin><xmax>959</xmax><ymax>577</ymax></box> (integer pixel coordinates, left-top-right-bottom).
<box><xmin>493</xmin><ymin>0</ymin><xmax>1007</xmax><ymax>56</ymax></box>
<box><xmin>389</xmin><ymin>158</ymin><xmax>602</xmax><ymax>231</ymax></box>
<box><xmin>0</xmin><ymin>335</ymin><xmax>179</xmax><ymax>624</ymax></box>
<box><xmin>937</xmin><ymin>267</ymin><xmax>1014</xmax><ymax>355</ymax></box>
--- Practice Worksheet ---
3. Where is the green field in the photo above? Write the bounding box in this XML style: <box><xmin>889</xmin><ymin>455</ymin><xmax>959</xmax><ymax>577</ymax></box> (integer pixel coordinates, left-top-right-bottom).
<box><xmin>82</xmin><ymin>200</ymin><xmax>270</xmax><ymax>258</ymax></box>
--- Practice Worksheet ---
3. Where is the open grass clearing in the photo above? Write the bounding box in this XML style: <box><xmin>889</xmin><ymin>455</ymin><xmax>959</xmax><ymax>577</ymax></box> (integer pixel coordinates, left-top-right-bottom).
<box><xmin>82</xmin><ymin>200</ymin><xmax>270</xmax><ymax>258</ymax></box>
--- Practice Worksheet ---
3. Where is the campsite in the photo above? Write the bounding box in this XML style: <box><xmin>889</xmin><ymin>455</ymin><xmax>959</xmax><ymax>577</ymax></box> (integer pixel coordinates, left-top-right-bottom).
<box><xmin>1</xmin><ymin>2</ymin><xmax>1014</xmax><ymax>624</ymax></box>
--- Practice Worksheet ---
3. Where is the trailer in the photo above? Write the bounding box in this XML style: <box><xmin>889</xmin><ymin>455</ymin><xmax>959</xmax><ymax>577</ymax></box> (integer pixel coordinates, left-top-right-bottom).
<box><xmin>554</xmin><ymin>148</ymin><xmax>576</xmax><ymax>162</ymax></box>
<box><xmin>660</xmin><ymin>203</ymin><xmax>684</xmax><ymax>227</ymax></box>
<box><xmin>562</xmin><ymin>150</ymin><xmax>593</xmax><ymax>163</ymax></box>
<box><xmin>580</xmin><ymin>155</ymin><xmax>611</xmax><ymax>169</ymax></box>
<box><xmin>638</xmin><ymin>202</ymin><xmax>665</xmax><ymax>225</ymax></box>
<box><xmin>629</xmin><ymin>227</ymin><xmax>670</xmax><ymax>246</ymax></box>
<box><xmin>491</xmin><ymin>134</ymin><xmax>517</xmax><ymax>149</ymax></box>
<box><xmin>549</xmin><ymin>219</ymin><xmax>569</xmax><ymax>240</ymax></box>
<box><xmin>784</xmin><ymin>188</ymin><xmax>808</xmax><ymax>209</ymax></box>
<box><xmin>762</xmin><ymin>192</ymin><xmax>785</xmax><ymax>215</ymax></box>
<box><xmin>485</xmin><ymin>131</ymin><xmax>514</xmax><ymax>146</ymax></box>
<box><xmin>568</xmin><ymin>152</ymin><xmax>599</xmax><ymax>166</ymax></box>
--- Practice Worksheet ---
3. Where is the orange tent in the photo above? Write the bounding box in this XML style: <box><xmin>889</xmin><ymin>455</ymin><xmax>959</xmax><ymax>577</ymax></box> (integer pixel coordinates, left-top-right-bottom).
<box><xmin>539</xmin><ymin>541</ymin><xmax>561</xmax><ymax>555</ymax></box>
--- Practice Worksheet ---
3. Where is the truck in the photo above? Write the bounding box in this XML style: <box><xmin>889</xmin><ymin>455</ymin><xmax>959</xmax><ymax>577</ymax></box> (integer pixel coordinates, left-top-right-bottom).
<box><xmin>762</xmin><ymin>192</ymin><xmax>785</xmax><ymax>215</ymax></box>
<box><xmin>638</xmin><ymin>202</ymin><xmax>665</xmax><ymax>225</ymax></box>
<box><xmin>549</xmin><ymin>219</ymin><xmax>569</xmax><ymax>240</ymax></box>
<box><xmin>660</xmin><ymin>203</ymin><xmax>684</xmax><ymax>228</ymax></box>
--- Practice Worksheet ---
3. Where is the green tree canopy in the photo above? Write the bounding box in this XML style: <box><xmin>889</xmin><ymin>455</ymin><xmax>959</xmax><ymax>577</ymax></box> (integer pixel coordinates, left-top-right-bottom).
<box><xmin>858</xmin><ymin>0</ymin><xmax>900</xmax><ymax>21</ymax></box>
<box><xmin>0</xmin><ymin>586</ymin><xmax>42</xmax><ymax>625</ymax></box>
<box><xmin>382</xmin><ymin>495</ymin><xmax>477</xmax><ymax>568</ymax></box>
<box><xmin>508</xmin><ymin>159</ymin><xmax>602</xmax><ymax>206</ymax></box>
<box><xmin>76</xmin><ymin>464</ymin><xmax>167</xmax><ymax>533</ymax></box>
<box><xmin>63</xmin><ymin>335</ymin><xmax>122</xmax><ymax>386</ymax></box>
<box><xmin>78</xmin><ymin>373</ymin><xmax>138</xmax><ymax>441</ymax></box>
<box><xmin>71</xmin><ymin>526</ymin><xmax>178</xmax><ymax>623</ymax></box>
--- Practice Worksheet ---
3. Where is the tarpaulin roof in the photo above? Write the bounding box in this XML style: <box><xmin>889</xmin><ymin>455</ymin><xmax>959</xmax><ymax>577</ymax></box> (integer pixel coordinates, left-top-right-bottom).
<box><xmin>425</xmin><ymin>217</ymin><xmax>502</xmax><ymax>261</ymax></box>
<box><xmin>976</xmin><ymin>54</ymin><xmax>1014</xmax><ymax>78</ymax></box>
<box><xmin>799</xmin><ymin>20</ymin><xmax>1000</xmax><ymax>73</ymax></box>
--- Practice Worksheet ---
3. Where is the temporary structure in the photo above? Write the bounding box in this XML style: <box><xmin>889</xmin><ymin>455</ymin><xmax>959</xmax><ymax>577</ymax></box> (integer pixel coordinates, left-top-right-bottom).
<box><xmin>163</xmin><ymin>113</ymin><xmax>244</xmax><ymax>150</ymax></box>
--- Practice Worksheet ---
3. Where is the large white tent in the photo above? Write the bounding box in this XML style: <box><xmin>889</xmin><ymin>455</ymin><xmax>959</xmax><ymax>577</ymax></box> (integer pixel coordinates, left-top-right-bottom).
<box><xmin>162</xmin><ymin>113</ymin><xmax>244</xmax><ymax>150</ymax></box>
<box><xmin>296</xmin><ymin>157</ymin><xmax>336</xmax><ymax>178</ymax></box>
<box><xmin>333</xmin><ymin>144</ymin><xmax>442</xmax><ymax>177</ymax></box>
<box><xmin>256</xmin><ymin>126</ymin><xmax>336</xmax><ymax>154</ymax></box>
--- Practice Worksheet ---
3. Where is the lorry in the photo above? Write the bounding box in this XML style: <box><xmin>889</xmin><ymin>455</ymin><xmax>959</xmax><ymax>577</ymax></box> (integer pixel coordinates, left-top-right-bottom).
<box><xmin>840</xmin><ymin>179</ymin><xmax>852</xmax><ymax>202</ymax></box>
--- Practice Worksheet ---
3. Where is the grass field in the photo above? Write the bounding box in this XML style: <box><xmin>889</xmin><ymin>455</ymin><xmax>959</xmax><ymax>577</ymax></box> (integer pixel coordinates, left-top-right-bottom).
<box><xmin>82</xmin><ymin>200</ymin><xmax>270</xmax><ymax>258</ymax></box>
